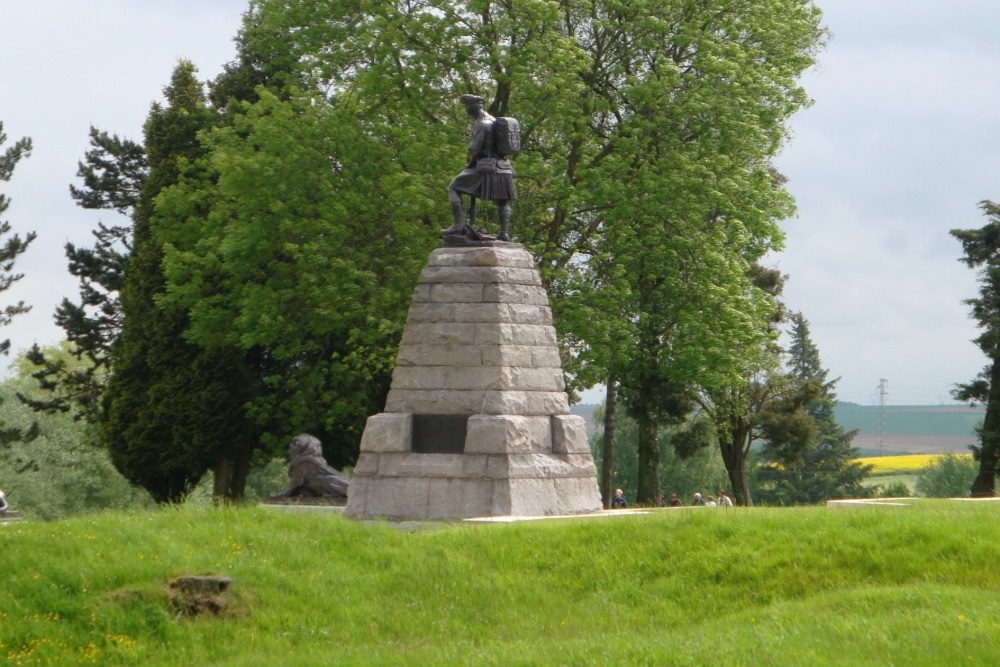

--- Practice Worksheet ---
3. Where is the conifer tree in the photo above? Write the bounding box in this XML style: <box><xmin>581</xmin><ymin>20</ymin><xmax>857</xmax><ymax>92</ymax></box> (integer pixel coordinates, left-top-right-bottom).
<box><xmin>0</xmin><ymin>122</ymin><xmax>38</xmax><ymax>449</ymax></box>
<box><xmin>951</xmin><ymin>200</ymin><xmax>1000</xmax><ymax>497</ymax></box>
<box><xmin>21</xmin><ymin>127</ymin><xmax>145</xmax><ymax>422</ymax></box>
<box><xmin>0</xmin><ymin>123</ymin><xmax>35</xmax><ymax>362</ymax></box>
<box><xmin>101</xmin><ymin>62</ymin><xmax>258</xmax><ymax>503</ymax></box>
<box><xmin>27</xmin><ymin>31</ymin><xmax>314</xmax><ymax>500</ymax></box>
<box><xmin>754</xmin><ymin>312</ymin><xmax>870</xmax><ymax>504</ymax></box>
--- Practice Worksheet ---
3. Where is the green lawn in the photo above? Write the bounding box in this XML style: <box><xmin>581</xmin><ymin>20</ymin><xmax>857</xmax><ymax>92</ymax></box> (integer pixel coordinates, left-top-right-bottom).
<box><xmin>3</xmin><ymin>502</ymin><xmax>1000</xmax><ymax>665</ymax></box>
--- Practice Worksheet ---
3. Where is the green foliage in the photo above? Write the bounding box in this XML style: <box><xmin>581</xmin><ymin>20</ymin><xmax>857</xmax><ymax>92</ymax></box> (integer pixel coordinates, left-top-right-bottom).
<box><xmin>0</xmin><ymin>120</ymin><xmax>37</xmax><ymax>448</ymax></box>
<box><xmin>753</xmin><ymin>313</ymin><xmax>870</xmax><ymax>505</ymax></box>
<box><xmin>22</xmin><ymin>128</ymin><xmax>146</xmax><ymax>423</ymax></box>
<box><xmin>0</xmin><ymin>122</ymin><xmax>36</xmax><ymax>348</ymax></box>
<box><xmin>169</xmin><ymin>0</ymin><xmax>823</xmax><ymax>501</ymax></box>
<box><xmin>951</xmin><ymin>200</ymin><xmax>1000</xmax><ymax>496</ymax></box>
<box><xmin>157</xmin><ymin>87</ymin><xmax>425</xmax><ymax>465</ymax></box>
<box><xmin>102</xmin><ymin>62</ymin><xmax>260</xmax><ymax>503</ymax></box>
<box><xmin>591</xmin><ymin>407</ymin><xmax>728</xmax><ymax>505</ymax></box>
<box><xmin>5</xmin><ymin>502</ymin><xmax>1000</xmax><ymax>663</ymax></box>
<box><xmin>916</xmin><ymin>454</ymin><xmax>978</xmax><ymax>498</ymax></box>
<box><xmin>0</xmin><ymin>348</ymin><xmax>150</xmax><ymax>519</ymax></box>
<box><xmin>875</xmin><ymin>481</ymin><xmax>911</xmax><ymax>498</ymax></box>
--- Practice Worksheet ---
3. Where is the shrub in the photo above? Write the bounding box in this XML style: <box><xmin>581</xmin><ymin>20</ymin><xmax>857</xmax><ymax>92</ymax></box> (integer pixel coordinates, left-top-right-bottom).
<box><xmin>916</xmin><ymin>454</ymin><xmax>977</xmax><ymax>498</ymax></box>
<box><xmin>876</xmin><ymin>481</ymin><xmax>911</xmax><ymax>498</ymax></box>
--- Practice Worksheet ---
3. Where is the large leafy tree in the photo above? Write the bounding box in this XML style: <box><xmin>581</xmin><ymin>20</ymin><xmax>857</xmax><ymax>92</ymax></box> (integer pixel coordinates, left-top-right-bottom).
<box><xmin>754</xmin><ymin>312</ymin><xmax>870</xmax><ymax>505</ymax></box>
<box><xmin>156</xmin><ymin>0</ymin><xmax>823</xmax><ymax>497</ymax></box>
<box><xmin>951</xmin><ymin>200</ymin><xmax>1000</xmax><ymax>497</ymax></box>
<box><xmin>0</xmin><ymin>121</ymin><xmax>37</xmax><ymax>447</ymax></box>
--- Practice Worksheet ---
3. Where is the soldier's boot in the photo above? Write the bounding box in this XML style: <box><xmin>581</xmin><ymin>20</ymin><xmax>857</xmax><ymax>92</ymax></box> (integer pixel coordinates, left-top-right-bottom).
<box><xmin>497</xmin><ymin>203</ymin><xmax>511</xmax><ymax>241</ymax></box>
<box><xmin>441</xmin><ymin>199</ymin><xmax>465</xmax><ymax>235</ymax></box>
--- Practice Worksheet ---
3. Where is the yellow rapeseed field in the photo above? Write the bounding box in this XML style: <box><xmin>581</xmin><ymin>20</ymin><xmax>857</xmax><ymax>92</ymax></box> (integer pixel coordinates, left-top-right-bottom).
<box><xmin>855</xmin><ymin>454</ymin><xmax>973</xmax><ymax>474</ymax></box>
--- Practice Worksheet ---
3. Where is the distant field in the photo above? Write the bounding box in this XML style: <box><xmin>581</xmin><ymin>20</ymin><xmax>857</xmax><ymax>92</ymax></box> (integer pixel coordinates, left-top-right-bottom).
<box><xmin>835</xmin><ymin>403</ymin><xmax>984</xmax><ymax>437</ymax></box>
<box><xmin>574</xmin><ymin>402</ymin><xmax>983</xmax><ymax>455</ymax></box>
<box><xmin>856</xmin><ymin>454</ymin><xmax>972</xmax><ymax>474</ymax></box>
<box><xmin>836</xmin><ymin>403</ymin><xmax>982</xmax><ymax>455</ymax></box>
<box><xmin>852</xmin><ymin>432</ymin><xmax>975</xmax><ymax>455</ymax></box>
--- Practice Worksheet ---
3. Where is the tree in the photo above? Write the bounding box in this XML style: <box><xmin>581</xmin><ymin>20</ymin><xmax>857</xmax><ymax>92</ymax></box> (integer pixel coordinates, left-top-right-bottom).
<box><xmin>21</xmin><ymin>127</ymin><xmax>145</xmax><ymax>423</ymax></box>
<box><xmin>0</xmin><ymin>121</ymin><xmax>37</xmax><ymax>447</ymax></box>
<box><xmin>172</xmin><ymin>0</ymin><xmax>823</xmax><ymax>501</ymax></box>
<box><xmin>692</xmin><ymin>266</ymin><xmax>812</xmax><ymax>506</ymax></box>
<box><xmin>101</xmin><ymin>62</ymin><xmax>259</xmax><ymax>503</ymax></box>
<box><xmin>753</xmin><ymin>312</ymin><xmax>870</xmax><ymax>505</ymax></box>
<box><xmin>25</xmin><ymin>29</ymin><xmax>302</xmax><ymax>500</ymax></box>
<box><xmin>951</xmin><ymin>200</ymin><xmax>1000</xmax><ymax>497</ymax></box>
<box><xmin>590</xmin><ymin>405</ymin><xmax>728</xmax><ymax>506</ymax></box>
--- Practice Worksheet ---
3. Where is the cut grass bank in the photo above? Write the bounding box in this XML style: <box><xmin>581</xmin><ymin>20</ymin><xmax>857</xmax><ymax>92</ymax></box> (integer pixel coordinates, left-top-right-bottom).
<box><xmin>3</xmin><ymin>502</ymin><xmax>1000</xmax><ymax>664</ymax></box>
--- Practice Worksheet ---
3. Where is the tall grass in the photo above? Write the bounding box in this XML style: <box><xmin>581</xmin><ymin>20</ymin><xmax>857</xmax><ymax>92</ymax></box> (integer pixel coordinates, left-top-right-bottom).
<box><xmin>3</xmin><ymin>502</ymin><xmax>1000</xmax><ymax>664</ymax></box>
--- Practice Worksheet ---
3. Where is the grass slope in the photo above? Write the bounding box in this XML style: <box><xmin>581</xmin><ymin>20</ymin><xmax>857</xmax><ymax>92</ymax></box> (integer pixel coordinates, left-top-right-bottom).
<box><xmin>3</xmin><ymin>503</ymin><xmax>1000</xmax><ymax>665</ymax></box>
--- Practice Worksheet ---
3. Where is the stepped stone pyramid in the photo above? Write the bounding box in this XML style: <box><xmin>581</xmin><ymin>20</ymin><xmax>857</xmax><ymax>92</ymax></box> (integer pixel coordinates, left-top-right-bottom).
<box><xmin>345</xmin><ymin>246</ymin><xmax>603</xmax><ymax>520</ymax></box>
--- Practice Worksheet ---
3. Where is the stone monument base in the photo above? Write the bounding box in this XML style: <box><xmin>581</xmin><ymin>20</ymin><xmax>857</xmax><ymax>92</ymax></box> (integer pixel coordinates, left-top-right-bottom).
<box><xmin>346</xmin><ymin>413</ymin><xmax>601</xmax><ymax>520</ymax></box>
<box><xmin>344</xmin><ymin>245</ymin><xmax>603</xmax><ymax>520</ymax></box>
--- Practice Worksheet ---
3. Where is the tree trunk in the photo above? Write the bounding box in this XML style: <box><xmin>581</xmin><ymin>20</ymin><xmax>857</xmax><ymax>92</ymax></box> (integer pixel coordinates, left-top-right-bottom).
<box><xmin>226</xmin><ymin>439</ymin><xmax>254</xmax><ymax>501</ymax></box>
<box><xmin>214</xmin><ymin>440</ymin><xmax>254</xmax><ymax>502</ymax></box>
<box><xmin>601</xmin><ymin>378</ymin><xmax>618</xmax><ymax>508</ymax></box>
<box><xmin>213</xmin><ymin>455</ymin><xmax>233</xmax><ymax>501</ymax></box>
<box><xmin>972</xmin><ymin>361</ymin><xmax>1000</xmax><ymax>497</ymax></box>
<box><xmin>719</xmin><ymin>425</ymin><xmax>753</xmax><ymax>506</ymax></box>
<box><xmin>635</xmin><ymin>402</ymin><xmax>660</xmax><ymax>505</ymax></box>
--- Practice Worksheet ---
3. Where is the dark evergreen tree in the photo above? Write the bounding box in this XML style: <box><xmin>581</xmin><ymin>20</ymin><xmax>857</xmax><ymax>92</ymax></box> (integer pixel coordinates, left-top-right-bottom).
<box><xmin>754</xmin><ymin>312</ymin><xmax>870</xmax><ymax>504</ymax></box>
<box><xmin>0</xmin><ymin>123</ymin><xmax>36</xmax><ymax>359</ymax></box>
<box><xmin>951</xmin><ymin>200</ymin><xmax>1000</xmax><ymax>497</ymax></box>
<box><xmin>0</xmin><ymin>121</ymin><xmax>38</xmax><ymax>448</ymax></box>
<box><xmin>21</xmin><ymin>127</ymin><xmax>145</xmax><ymax>422</ymax></box>
<box><xmin>26</xmin><ymin>28</ymin><xmax>319</xmax><ymax>500</ymax></box>
<box><xmin>101</xmin><ymin>62</ymin><xmax>258</xmax><ymax>503</ymax></box>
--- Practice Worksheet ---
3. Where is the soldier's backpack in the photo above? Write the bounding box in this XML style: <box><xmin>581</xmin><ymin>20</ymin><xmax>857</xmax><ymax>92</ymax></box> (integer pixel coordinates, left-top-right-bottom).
<box><xmin>493</xmin><ymin>116</ymin><xmax>521</xmax><ymax>156</ymax></box>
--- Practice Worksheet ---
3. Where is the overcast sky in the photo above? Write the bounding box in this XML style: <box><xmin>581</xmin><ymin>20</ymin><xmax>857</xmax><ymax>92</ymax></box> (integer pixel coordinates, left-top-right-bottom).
<box><xmin>0</xmin><ymin>1</ymin><xmax>995</xmax><ymax>406</ymax></box>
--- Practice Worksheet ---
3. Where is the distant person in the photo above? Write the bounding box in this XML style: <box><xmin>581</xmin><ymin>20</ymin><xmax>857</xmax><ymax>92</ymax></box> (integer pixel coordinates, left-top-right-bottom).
<box><xmin>668</xmin><ymin>493</ymin><xmax>682</xmax><ymax>507</ymax></box>
<box><xmin>611</xmin><ymin>488</ymin><xmax>628</xmax><ymax>509</ymax></box>
<box><xmin>718</xmin><ymin>490</ymin><xmax>734</xmax><ymax>507</ymax></box>
<box><xmin>692</xmin><ymin>492</ymin><xmax>704</xmax><ymax>506</ymax></box>
<box><xmin>657</xmin><ymin>493</ymin><xmax>665</xmax><ymax>507</ymax></box>
<box><xmin>0</xmin><ymin>489</ymin><xmax>7</xmax><ymax>515</ymax></box>
<box><xmin>705</xmin><ymin>495</ymin><xmax>718</xmax><ymax>507</ymax></box>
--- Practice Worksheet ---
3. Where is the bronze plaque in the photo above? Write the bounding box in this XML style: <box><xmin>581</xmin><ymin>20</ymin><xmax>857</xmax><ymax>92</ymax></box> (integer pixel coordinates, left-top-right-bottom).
<box><xmin>412</xmin><ymin>414</ymin><xmax>468</xmax><ymax>454</ymax></box>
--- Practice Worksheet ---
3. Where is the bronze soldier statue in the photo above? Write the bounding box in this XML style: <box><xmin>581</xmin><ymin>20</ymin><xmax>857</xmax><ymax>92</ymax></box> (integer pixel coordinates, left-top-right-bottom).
<box><xmin>442</xmin><ymin>94</ymin><xmax>517</xmax><ymax>241</ymax></box>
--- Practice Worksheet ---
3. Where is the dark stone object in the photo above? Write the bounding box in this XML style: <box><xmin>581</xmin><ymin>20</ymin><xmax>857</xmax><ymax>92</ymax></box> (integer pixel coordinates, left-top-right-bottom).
<box><xmin>442</xmin><ymin>227</ymin><xmax>523</xmax><ymax>248</ymax></box>
<box><xmin>168</xmin><ymin>575</ymin><xmax>232</xmax><ymax>616</ymax></box>
<box><xmin>271</xmin><ymin>434</ymin><xmax>350</xmax><ymax>501</ymax></box>
<box><xmin>412</xmin><ymin>414</ymin><xmax>469</xmax><ymax>454</ymax></box>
